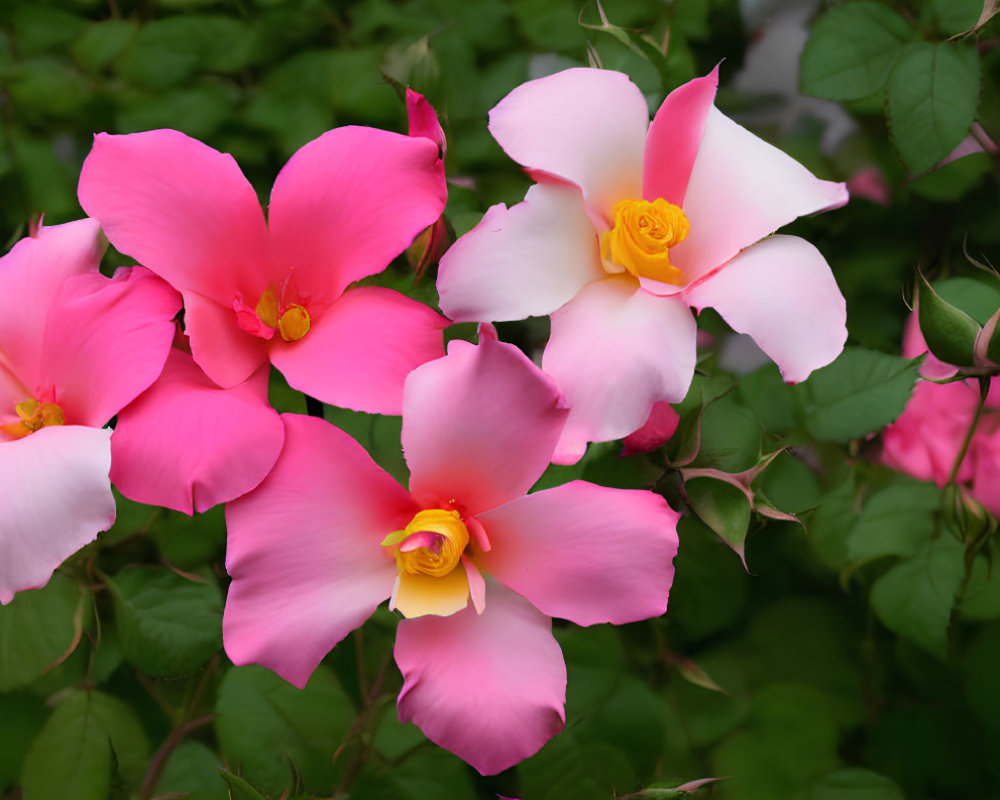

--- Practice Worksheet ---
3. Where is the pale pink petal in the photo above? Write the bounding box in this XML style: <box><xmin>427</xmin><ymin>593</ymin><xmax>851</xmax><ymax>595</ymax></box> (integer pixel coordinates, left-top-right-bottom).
<box><xmin>670</xmin><ymin>108</ymin><xmax>849</xmax><ymax>284</ymax></box>
<box><xmin>542</xmin><ymin>276</ymin><xmax>696</xmax><ymax>464</ymax></box>
<box><xmin>403</xmin><ymin>327</ymin><xmax>567</xmax><ymax>513</ymax></box>
<box><xmin>683</xmin><ymin>235</ymin><xmax>847</xmax><ymax>383</ymax></box>
<box><xmin>183</xmin><ymin>291</ymin><xmax>268</xmax><ymax>389</ymax></box>
<box><xmin>111</xmin><ymin>350</ymin><xmax>283</xmax><ymax>514</ymax></box>
<box><xmin>622</xmin><ymin>401</ymin><xmax>680</xmax><ymax>456</ymax></box>
<box><xmin>0</xmin><ymin>219</ymin><xmax>105</xmax><ymax>389</ymax></box>
<box><xmin>437</xmin><ymin>183</ymin><xmax>604</xmax><ymax>322</ymax></box>
<box><xmin>224</xmin><ymin>414</ymin><xmax>419</xmax><ymax>688</ymax></box>
<box><xmin>0</xmin><ymin>426</ymin><xmax>115</xmax><ymax>604</ymax></box>
<box><xmin>395</xmin><ymin>581</ymin><xmax>566</xmax><ymax>775</ymax></box>
<box><xmin>270</xmin><ymin>286</ymin><xmax>446</xmax><ymax>415</ymax></box>
<box><xmin>643</xmin><ymin>67</ymin><xmax>719</xmax><ymax>206</ymax></box>
<box><xmin>477</xmin><ymin>481</ymin><xmax>678</xmax><ymax>625</ymax></box>
<box><xmin>78</xmin><ymin>130</ymin><xmax>270</xmax><ymax>302</ymax></box>
<box><xmin>267</xmin><ymin>127</ymin><xmax>446</xmax><ymax>303</ymax></box>
<box><xmin>41</xmin><ymin>267</ymin><xmax>180</xmax><ymax>428</ymax></box>
<box><xmin>488</xmin><ymin>68</ymin><xmax>647</xmax><ymax>218</ymax></box>
<box><xmin>407</xmin><ymin>89</ymin><xmax>446</xmax><ymax>156</ymax></box>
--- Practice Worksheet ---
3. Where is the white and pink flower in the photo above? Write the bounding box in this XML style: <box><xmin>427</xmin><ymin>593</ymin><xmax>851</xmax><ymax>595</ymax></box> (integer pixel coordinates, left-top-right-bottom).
<box><xmin>222</xmin><ymin>327</ymin><xmax>680</xmax><ymax>774</ymax></box>
<box><xmin>438</xmin><ymin>67</ymin><xmax>849</xmax><ymax>462</ymax></box>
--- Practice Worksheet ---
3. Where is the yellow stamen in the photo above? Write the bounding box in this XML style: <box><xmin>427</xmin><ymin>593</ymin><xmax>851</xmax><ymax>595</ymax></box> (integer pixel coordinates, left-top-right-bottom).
<box><xmin>255</xmin><ymin>288</ymin><xmax>279</xmax><ymax>329</ymax></box>
<box><xmin>601</xmin><ymin>197</ymin><xmax>690</xmax><ymax>285</ymax></box>
<box><xmin>382</xmin><ymin>508</ymin><xmax>469</xmax><ymax>579</ymax></box>
<box><xmin>277</xmin><ymin>304</ymin><xmax>310</xmax><ymax>342</ymax></box>
<box><xmin>2</xmin><ymin>398</ymin><xmax>65</xmax><ymax>439</ymax></box>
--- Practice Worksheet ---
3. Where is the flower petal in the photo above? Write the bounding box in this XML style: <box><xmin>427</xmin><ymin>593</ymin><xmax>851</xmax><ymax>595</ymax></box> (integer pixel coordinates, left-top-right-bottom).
<box><xmin>683</xmin><ymin>235</ymin><xmax>847</xmax><ymax>383</ymax></box>
<box><xmin>488</xmin><ymin>68</ymin><xmax>647</xmax><ymax>218</ymax></box>
<box><xmin>622</xmin><ymin>400</ymin><xmax>681</xmax><ymax>456</ymax></box>
<box><xmin>270</xmin><ymin>286</ymin><xmax>446</xmax><ymax>415</ymax></box>
<box><xmin>0</xmin><ymin>426</ymin><xmax>114</xmax><ymax>604</ymax></box>
<box><xmin>111</xmin><ymin>349</ymin><xmax>284</xmax><ymax>514</ymax></box>
<box><xmin>477</xmin><ymin>481</ymin><xmax>679</xmax><ymax>625</ymax></box>
<box><xmin>183</xmin><ymin>291</ymin><xmax>268</xmax><ymax>389</ymax></box>
<box><xmin>643</xmin><ymin>66</ymin><xmax>719</xmax><ymax>206</ymax></box>
<box><xmin>41</xmin><ymin>267</ymin><xmax>180</xmax><ymax>428</ymax></box>
<box><xmin>392</xmin><ymin>568</ymin><xmax>469</xmax><ymax>618</ymax></box>
<box><xmin>404</xmin><ymin>327</ymin><xmax>567</xmax><ymax>513</ymax></box>
<box><xmin>0</xmin><ymin>219</ymin><xmax>105</xmax><ymax>391</ymax></box>
<box><xmin>542</xmin><ymin>276</ymin><xmax>696</xmax><ymax>464</ymax></box>
<box><xmin>670</xmin><ymin>108</ymin><xmax>849</xmax><ymax>284</ymax></box>
<box><xmin>267</xmin><ymin>126</ymin><xmax>446</xmax><ymax>303</ymax></box>
<box><xmin>224</xmin><ymin>414</ymin><xmax>418</xmax><ymax>688</ymax></box>
<box><xmin>407</xmin><ymin>88</ymin><xmax>446</xmax><ymax>156</ymax></box>
<box><xmin>437</xmin><ymin>183</ymin><xmax>604</xmax><ymax>323</ymax></box>
<box><xmin>78</xmin><ymin>130</ymin><xmax>270</xmax><ymax>303</ymax></box>
<box><xmin>394</xmin><ymin>580</ymin><xmax>566</xmax><ymax>775</ymax></box>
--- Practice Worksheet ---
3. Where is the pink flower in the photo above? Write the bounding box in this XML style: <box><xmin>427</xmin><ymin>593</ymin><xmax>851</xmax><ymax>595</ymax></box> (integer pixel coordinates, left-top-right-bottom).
<box><xmin>883</xmin><ymin>315</ymin><xmax>1000</xmax><ymax>515</ymax></box>
<box><xmin>223</xmin><ymin>327</ymin><xmax>680</xmax><ymax>774</ymax></box>
<box><xmin>437</xmin><ymin>67</ymin><xmax>848</xmax><ymax>462</ymax></box>
<box><xmin>0</xmin><ymin>219</ymin><xmax>179</xmax><ymax>603</ymax></box>
<box><xmin>78</xmin><ymin>106</ymin><xmax>448</xmax><ymax>414</ymax></box>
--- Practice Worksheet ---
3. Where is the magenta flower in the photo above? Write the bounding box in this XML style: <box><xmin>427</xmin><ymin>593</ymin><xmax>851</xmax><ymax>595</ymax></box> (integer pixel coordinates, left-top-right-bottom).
<box><xmin>437</xmin><ymin>67</ymin><xmax>849</xmax><ymax>462</ymax></box>
<box><xmin>223</xmin><ymin>328</ymin><xmax>680</xmax><ymax>774</ymax></box>
<box><xmin>78</xmin><ymin>112</ymin><xmax>448</xmax><ymax>414</ymax></box>
<box><xmin>0</xmin><ymin>219</ymin><xmax>179</xmax><ymax>603</ymax></box>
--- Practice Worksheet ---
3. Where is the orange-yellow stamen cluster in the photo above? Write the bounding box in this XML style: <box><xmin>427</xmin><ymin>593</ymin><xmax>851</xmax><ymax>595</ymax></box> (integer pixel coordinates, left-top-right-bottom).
<box><xmin>255</xmin><ymin>288</ymin><xmax>310</xmax><ymax>343</ymax></box>
<box><xmin>1</xmin><ymin>398</ymin><xmax>65</xmax><ymax>439</ymax></box>
<box><xmin>382</xmin><ymin>508</ymin><xmax>469</xmax><ymax>578</ymax></box>
<box><xmin>601</xmin><ymin>198</ymin><xmax>690</xmax><ymax>285</ymax></box>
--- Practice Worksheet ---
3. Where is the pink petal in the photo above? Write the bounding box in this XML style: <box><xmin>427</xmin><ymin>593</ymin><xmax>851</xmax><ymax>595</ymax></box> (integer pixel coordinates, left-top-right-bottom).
<box><xmin>0</xmin><ymin>219</ymin><xmax>105</xmax><ymax>391</ymax></box>
<box><xmin>111</xmin><ymin>350</ymin><xmax>284</xmax><ymax>514</ymax></box>
<box><xmin>267</xmin><ymin>126</ymin><xmax>446</xmax><ymax>304</ymax></box>
<box><xmin>683</xmin><ymin>235</ymin><xmax>847</xmax><ymax>383</ymax></box>
<box><xmin>183</xmin><ymin>291</ymin><xmax>268</xmax><ymax>389</ymax></box>
<box><xmin>78</xmin><ymin>130</ymin><xmax>270</xmax><ymax>303</ymax></box>
<box><xmin>41</xmin><ymin>267</ymin><xmax>180</xmax><ymax>428</ymax></box>
<box><xmin>488</xmin><ymin>68</ymin><xmax>647</xmax><ymax>219</ymax></box>
<box><xmin>622</xmin><ymin>401</ymin><xmax>681</xmax><ymax>456</ymax></box>
<box><xmin>270</xmin><ymin>286</ymin><xmax>446</xmax><ymax>415</ymax></box>
<box><xmin>407</xmin><ymin>88</ymin><xmax>446</xmax><ymax>156</ymax></box>
<box><xmin>670</xmin><ymin>109</ymin><xmax>849</xmax><ymax>285</ymax></box>
<box><xmin>542</xmin><ymin>276</ymin><xmax>696</xmax><ymax>464</ymax></box>
<box><xmin>643</xmin><ymin>67</ymin><xmax>719</xmax><ymax>206</ymax></box>
<box><xmin>403</xmin><ymin>327</ymin><xmax>567</xmax><ymax>514</ymax></box>
<box><xmin>394</xmin><ymin>580</ymin><xmax>566</xmax><ymax>775</ymax></box>
<box><xmin>224</xmin><ymin>414</ymin><xmax>418</xmax><ymax>688</ymax></box>
<box><xmin>477</xmin><ymin>481</ymin><xmax>679</xmax><ymax>625</ymax></box>
<box><xmin>437</xmin><ymin>183</ymin><xmax>604</xmax><ymax>323</ymax></box>
<box><xmin>0</xmin><ymin>426</ymin><xmax>115</xmax><ymax>604</ymax></box>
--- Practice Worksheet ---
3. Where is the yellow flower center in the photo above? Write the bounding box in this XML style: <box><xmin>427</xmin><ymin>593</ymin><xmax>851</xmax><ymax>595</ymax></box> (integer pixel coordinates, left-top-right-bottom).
<box><xmin>1</xmin><ymin>398</ymin><xmax>65</xmax><ymax>439</ymax></box>
<box><xmin>600</xmin><ymin>197</ymin><xmax>690</xmax><ymax>285</ymax></box>
<box><xmin>382</xmin><ymin>508</ymin><xmax>469</xmax><ymax>578</ymax></box>
<box><xmin>249</xmin><ymin>288</ymin><xmax>310</xmax><ymax>342</ymax></box>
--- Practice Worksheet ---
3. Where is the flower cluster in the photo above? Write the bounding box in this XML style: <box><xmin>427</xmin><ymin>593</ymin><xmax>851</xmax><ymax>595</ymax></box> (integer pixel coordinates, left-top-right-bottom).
<box><xmin>1</xmin><ymin>71</ymin><xmax>848</xmax><ymax>774</ymax></box>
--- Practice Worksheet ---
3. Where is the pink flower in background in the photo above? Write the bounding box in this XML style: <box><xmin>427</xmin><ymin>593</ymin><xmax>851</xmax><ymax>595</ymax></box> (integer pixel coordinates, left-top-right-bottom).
<box><xmin>78</xmin><ymin>101</ymin><xmax>448</xmax><ymax>415</ymax></box>
<box><xmin>223</xmin><ymin>327</ymin><xmax>680</xmax><ymax>774</ymax></box>
<box><xmin>883</xmin><ymin>315</ymin><xmax>1000</xmax><ymax>515</ymax></box>
<box><xmin>438</xmin><ymin>67</ymin><xmax>848</xmax><ymax>463</ymax></box>
<box><xmin>0</xmin><ymin>219</ymin><xmax>179</xmax><ymax>603</ymax></box>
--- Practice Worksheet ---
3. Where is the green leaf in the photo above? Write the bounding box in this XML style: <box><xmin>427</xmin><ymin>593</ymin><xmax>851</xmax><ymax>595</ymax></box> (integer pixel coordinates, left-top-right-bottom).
<box><xmin>934</xmin><ymin>276</ymin><xmax>1000</xmax><ymax>326</ymax></box>
<box><xmin>684</xmin><ymin>477</ymin><xmax>752</xmax><ymax>561</ymax></box>
<box><xmin>0</xmin><ymin>573</ymin><xmax>85</xmax><ymax>691</ymax></box>
<box><xmin>931</xmin><ymin>0</ymin><xmax>984</xmax><ymax>36</ymax></box>
<box><xmin>917</xmin><ymin>273</ymin><xmax>980</xmax><ymax>367</ymax></box>
<box><xmin>156</xmin><ymin>741</ymin><xmax>226</xmax><ymax>800</ymax></box>
<box><xmin>796</xmin><ymin>767</ymin><xmax>905</xmax><ymax>799</ymax></box>
<box><xmin>21</xmin><ymin>690</ymin><xmax>148</xmax><ymax>800</ymax></box>
<box><xmin>109</xmin><ymin>566</ymin><xmax>222</xmax><ymax>677</ymax></box>
<box><xmin>794</xmin><ymin>347</ymin><xmax>921</xmax><ymax>443</ymax></box>
<box><xmin>800</xmin><ymin>2</ymin><xmax>912</xmax><ymax>101</ymax></box>
<box><xmin>845</xmin><ymin>478</ymin><xmax>941</xmax><ymax>564</ymax></box>
<box><xmin>959</xmin><ymin>556</ymin><xmax>1000</xmax><ymax>620</ymax></box>
<box><xmin>886</xmin><ymin>42</ymin><xmax>981</xmax><ymax>174</ymax></box>
<box><xmin>220</xmin><ymin>771</ymin><xmax>271</xmax><ymax>800</ymax></box>
<box><xmin>71</xmin><ymin>19</ymin><xmax>138</xmax><ymax>73</ymax></box>
<box><xmin>215</xmin><ymin>664</ymin><xmax>354</xmax><ymax>795</ymax></box>
<box><xmin>694</xmin><ymin>394</ymin><xmax>761</xmax><ymax>472</ymax></box>
<box><xmin>870</xmin><ymin>535</ymin><xmax>965</xmax><ymax>657</ymax></box>
<box><xmin>0</xmin><ymin>692</ymin><xmax>47</xmax><ymax>789</ymax></box>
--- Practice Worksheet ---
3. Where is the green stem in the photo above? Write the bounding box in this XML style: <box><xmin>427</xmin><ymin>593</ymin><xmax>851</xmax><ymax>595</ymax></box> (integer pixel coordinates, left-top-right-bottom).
<box><xmin>945</xmin><ymin>376</ymin><xmax>990</xmax><ymax>488</ymax></box>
